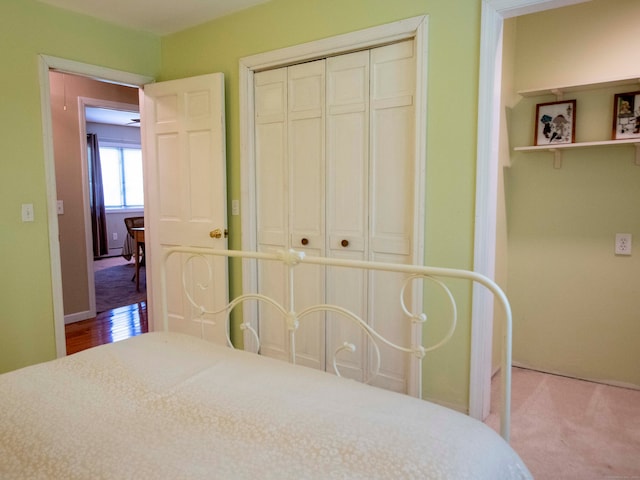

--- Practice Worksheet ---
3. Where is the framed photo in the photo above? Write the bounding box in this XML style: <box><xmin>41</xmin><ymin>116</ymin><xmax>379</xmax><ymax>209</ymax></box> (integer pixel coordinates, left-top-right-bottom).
<box><xmin>612</xmin><ymin>90</ymin><xmax>640</xmax><ymax>140</ymax></box>
<box><xmin>534</xmin><ymin>100</ymin><xmax>576</xmax><ymax>146</ymax></box>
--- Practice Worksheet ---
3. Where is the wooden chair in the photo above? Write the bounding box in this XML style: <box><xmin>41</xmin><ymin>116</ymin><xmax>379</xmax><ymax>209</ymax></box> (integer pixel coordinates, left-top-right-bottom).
<box><xmin>124</xmin><ymin>217</ymin><xmax>145</xmax><ymax>287</ymax></box>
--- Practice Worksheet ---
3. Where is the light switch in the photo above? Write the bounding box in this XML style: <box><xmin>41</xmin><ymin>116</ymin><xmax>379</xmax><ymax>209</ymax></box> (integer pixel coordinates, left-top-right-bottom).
<box><xmin>21</xmin><ymin>203</ymin><xmax>34</xmax><ymax>222</ymax></box>
<box><xmin>57</xmin><ymin>200</ymin><xmax>64</xmax><ymax>214</ymax></box>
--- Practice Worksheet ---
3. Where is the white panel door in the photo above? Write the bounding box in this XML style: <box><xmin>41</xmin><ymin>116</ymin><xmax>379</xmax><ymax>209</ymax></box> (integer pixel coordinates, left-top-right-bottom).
<box><xmin>325</xmin><ymin>50</ymin><xmax>370</xmax><ymax>381</ymax></box>
<box><xmin>368</xmin><ymin>40</ymin><xmax>416</xmax><ymax>392</ymax></box>
<box><xmin>143</xmin><ymin>73</ymin><xmax>229</xmax><ymax>344</ymax></box>
<box><xmin>254</xmin><ymin>61</ymin><xmax>326</xmax><ymax>368</ymax></box>
<box><xmin>254</xmin><ymin>67</ymin><xmax>289</xmax><ymax>361</ymax></box>
<box><xmin>287</xmin><ymin>60</ymin><xmax>326</xmax><ymax>370</ymax></box>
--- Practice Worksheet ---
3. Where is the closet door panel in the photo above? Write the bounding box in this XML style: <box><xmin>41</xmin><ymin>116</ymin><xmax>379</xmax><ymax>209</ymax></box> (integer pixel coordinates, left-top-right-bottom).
<box><xmin>288</xmin><ymin>60</ymin><xmax>325</xmax><ymax>251</ymax></box>
<box><xmin>255</xmin><ymin>68</ymin><xmax>289</xmax><ymax>361</ymax></box>
<box><xmin>325</xmin><ymin>264</ymin><xmax>367</xmax><ymax>381</ymax></box>
<box><xmin>325</xmin><ymin>51</ymin><xmax>370</xmax><ymax>380</ymax></box>
<box><xmin>289</xmin><ymin>116</ymin><xmax>324</xmax><ymax>250</ymax></box>
<box><xmin>257</xmin><ymin>261</ymin><xmax>290</xmax><ymax>361</ymax></box>
<box><xmin>255</xmin><ymin>68</ymin><xmax>287</xmax><ymax>249</ymax></box>
<box><xmin>370</xmin><ymin>105</ymin><xmax>414</xmax><ymax>256</ymax></box>
<box><xmin>368</xmin><ymin>40</ymin><xmax>416</xmax><ymax>391</ymax></box>
<box><xmin>287</xmin><ymin>60</ymin><xmax>326</xmax><ymax>370</ymax></box>
<box><xmin>371</xmin><ymin>40</ymin><xmax>415</xmax><ymax>103</ymax></box>
<box><xmin>256</xmin><ymin>123</ymin><xmax>287</xmax><ymax>247</ymax></box>
<box><xmin>368</xmin><ymin>265</ymin><xmax>413</xmax><ymax>392</ymax></box>
<box><xmin>370</xmin><ymin>40</ymin><xmax>415</xmax><ymax>258</ymax></box>
<box><xmin>326</xmin><ymin>110</ymin><xmax>368</xmax><ymax>253</ymax></box>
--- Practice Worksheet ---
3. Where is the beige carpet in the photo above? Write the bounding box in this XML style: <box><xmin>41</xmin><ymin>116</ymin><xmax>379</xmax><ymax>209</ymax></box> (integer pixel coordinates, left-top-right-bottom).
<box><xmin>485</xmin><ymin>367</ymin><xmax>640</xmax><ymax>479</ymax></box>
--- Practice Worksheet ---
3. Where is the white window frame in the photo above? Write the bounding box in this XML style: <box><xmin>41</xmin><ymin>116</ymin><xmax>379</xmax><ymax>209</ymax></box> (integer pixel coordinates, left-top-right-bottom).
<box><xmin>98</xmin><ymin>141</ymin><xmax>144</xmax><ymax>210</ymax></box>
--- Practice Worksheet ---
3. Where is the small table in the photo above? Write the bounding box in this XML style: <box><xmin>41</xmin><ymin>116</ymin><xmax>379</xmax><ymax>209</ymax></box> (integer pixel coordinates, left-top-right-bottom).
<box><xmin>131</xmin><ymin>227</ymin><xmax>145</xmax><ymax>291</ymax></box>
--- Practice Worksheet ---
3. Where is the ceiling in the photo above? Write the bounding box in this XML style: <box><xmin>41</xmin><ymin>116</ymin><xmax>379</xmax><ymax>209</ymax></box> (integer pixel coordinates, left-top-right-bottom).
<box><xmin>37</xmin><ymin>0</ymin><xmax>271</xmax><ymax>35</ymax></box>
<box><xmin>46</xmin><ymin>1</ymin><xmax>274</xmax><ymax>124</ymax></box>
<box><xmin>43</xmin><ymin>1</ymin><xmax>272</xmax><ymax>121</ymax></box>
<box><xmin>85</xmin><ymin>107</ymin><xmax>140</xmax><ymax>127</ymax></box>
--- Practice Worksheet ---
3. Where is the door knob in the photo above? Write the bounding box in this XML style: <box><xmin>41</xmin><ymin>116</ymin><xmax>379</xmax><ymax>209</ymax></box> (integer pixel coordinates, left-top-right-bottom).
<box><xmin>341</xmin><ymin>239</ymin><xmax>349</xmax><ymax>247</ymax></box>
<box><xmin>210</xmin><ymin>228</ymin><xmax>226</xmax><ymax>239</ymax></box>
<box><xmin>301</xmin><ymin>238</ymin><xmax>309</xmax><ymax>245</ymax></box>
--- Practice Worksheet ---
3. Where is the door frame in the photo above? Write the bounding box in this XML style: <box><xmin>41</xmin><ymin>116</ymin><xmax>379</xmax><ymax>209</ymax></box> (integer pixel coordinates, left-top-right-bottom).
<box><xmin>239</xmin><ymin>16</ymin><xmax>428</xmax><ymax>396</ymax></box>
<box><xmin>38</xmin><ymin>55</ymin><xmax>153</xmax><ymax>357</ymax></box>
<box><xmin>471</xmin><ymin>0</ymin><xmax>592</xmax><ymax>419</ymax></box>
<box><xmin>77</xmin><ymin>96</ymin><xmax>140</xmax><ymax>321</ymax></box>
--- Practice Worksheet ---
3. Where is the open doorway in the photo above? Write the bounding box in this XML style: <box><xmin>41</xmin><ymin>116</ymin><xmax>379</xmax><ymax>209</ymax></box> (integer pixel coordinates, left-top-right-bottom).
<box><xmin>39</xmin><ymin>56</ymin><xmax>153</xmax><ymax>358</ymax></box>
<box><xmin>84</xmin><ymin>104</ymin><xmax>146</xmax><ymax>315</ymax></box>
<box><xmin>48</xmin><ymin>70</ymin><xmax>147</xmax><ymax>352</ymax></box>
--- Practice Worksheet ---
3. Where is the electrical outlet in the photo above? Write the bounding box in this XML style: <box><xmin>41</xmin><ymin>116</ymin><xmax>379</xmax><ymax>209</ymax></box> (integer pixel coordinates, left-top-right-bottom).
<box><xmin>615</xmin><ymin>233</ymin><xmax>632</xmax><ymax>255</ymax></box>
<box><xmin>113</xmin><ymin>232</ymin><xmax>118</xmax><ymax>240</ymax></box>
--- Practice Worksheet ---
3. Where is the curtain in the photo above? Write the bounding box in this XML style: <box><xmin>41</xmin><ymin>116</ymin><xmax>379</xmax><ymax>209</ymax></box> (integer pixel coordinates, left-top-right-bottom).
<box><xmin>87</xmin><ymin>133</ymin><xmax>109</xmax><ymax>257</ymax></box>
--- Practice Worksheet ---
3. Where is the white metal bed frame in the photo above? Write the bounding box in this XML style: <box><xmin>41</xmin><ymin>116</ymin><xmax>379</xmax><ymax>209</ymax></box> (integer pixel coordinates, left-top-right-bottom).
<box><xmin>160</xmin><ymin>246</ymin><xmax>513</xmax><ymax>442</ymax></box>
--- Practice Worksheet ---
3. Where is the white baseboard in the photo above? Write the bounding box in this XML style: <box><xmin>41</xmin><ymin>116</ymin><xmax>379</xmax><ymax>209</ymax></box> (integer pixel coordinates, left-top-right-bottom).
<box><xmin>64</xmin><ymin>310</ymin><xmax>93</xmax><ymax>325</ymax></box>
<box><xmin>512</xmin><ymin>361</ymin><xmax>640</xmax><ymax>391</ymax></box>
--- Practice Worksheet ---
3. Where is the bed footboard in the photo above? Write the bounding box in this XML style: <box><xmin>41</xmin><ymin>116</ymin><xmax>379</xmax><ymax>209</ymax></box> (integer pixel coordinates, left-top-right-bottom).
<box><xmin>160</xmin><ymin>247</ymin><xmax>513</xmax><ymax>441</ymax></box>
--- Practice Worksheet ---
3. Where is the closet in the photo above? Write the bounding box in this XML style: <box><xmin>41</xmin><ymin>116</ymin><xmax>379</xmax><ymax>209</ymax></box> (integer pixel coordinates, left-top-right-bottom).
<box><xmin>253</xmin><ymin>40</ymin><xmax>418</xmax><ymax>393</ymax></box>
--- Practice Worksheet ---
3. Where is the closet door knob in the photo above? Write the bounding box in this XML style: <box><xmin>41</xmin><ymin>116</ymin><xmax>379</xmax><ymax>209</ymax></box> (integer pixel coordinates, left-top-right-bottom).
<box><xmin>301</xmin><ymin>238</ymin><xmax>309</xmax><ymax>246</ymax></box>
<box><xmin>341</xmin><ymin>239</ymin><xmax>349</xmax><ymax>247</ymax></box>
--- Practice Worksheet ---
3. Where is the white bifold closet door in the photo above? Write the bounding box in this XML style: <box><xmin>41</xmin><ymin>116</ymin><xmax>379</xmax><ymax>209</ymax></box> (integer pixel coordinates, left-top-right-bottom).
<box><xmin>254</xmin><ymin>40</ymin><xmax>416</xmax><ymax>393</ymax></box>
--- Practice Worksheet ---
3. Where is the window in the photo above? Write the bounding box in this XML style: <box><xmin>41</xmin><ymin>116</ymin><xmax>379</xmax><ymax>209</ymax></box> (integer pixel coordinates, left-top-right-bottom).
<box><xmin>99</xmin><ymin>146</ymin><xmax>144</xmax><ymax>208</ymax></box>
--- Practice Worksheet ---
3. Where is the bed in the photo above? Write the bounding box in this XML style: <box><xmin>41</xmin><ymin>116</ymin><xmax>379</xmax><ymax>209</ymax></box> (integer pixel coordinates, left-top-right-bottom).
<box><xmin>0</xmin><ymin>247</ymin><xmax>532</xmax><ymax>479</ymax></box>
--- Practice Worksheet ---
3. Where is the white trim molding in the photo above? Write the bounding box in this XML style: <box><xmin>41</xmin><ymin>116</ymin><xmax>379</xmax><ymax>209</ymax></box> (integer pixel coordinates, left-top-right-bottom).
<box><xmin>41</xmin><ymin>55</ymin><xmax>153</xmax><ymax>87</ymax></box>
<box><xmin>239</xmin><ymin>16</ymin><xmax>426</xmax><ymax>73</ymax></box>
<box><xmin>64</xmin><ymin>310</ymin><xmax>93</xmax><ymax>325</ymax></box>
<box><xmin>470</xmin><ymin>1</ymin><xmax>504</xmax><ymax>421</ymax></box>
<box><xmin>489</xmin><ymin>0</ymin><xmax>591</xmax><ymax>18</ymax></box>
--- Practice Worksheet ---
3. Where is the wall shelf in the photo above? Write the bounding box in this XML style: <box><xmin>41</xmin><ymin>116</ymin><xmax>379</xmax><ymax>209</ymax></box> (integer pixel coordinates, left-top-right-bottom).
<box><xmin>518</xmin><ymin>76</ymin><xmax>640</xmax><ymax>98</ymax></box>
<box><xmin>514</xmin><ymin>139</ymin><xmax>640</xmax><ymax>169</ymax></box>
<box><xmin>515</xmin><ymin>76</ymin><xmax>640</xmax><ymax>168</ymax></box>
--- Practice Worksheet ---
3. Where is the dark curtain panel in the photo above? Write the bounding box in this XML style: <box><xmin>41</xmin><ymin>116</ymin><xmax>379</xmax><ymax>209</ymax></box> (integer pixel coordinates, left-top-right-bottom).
<box><xmin>87</xmin><ymin>133</ymin><xmax>109</xmax><ymax>257</ymax></box>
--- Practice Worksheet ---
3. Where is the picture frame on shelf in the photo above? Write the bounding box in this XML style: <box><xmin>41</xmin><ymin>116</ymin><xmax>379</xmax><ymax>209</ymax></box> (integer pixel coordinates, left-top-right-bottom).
<box><xmin>612</xmin><ymin>90</ymin><xmax>640</xmax><ymax>140</ymax></box>
<box><xmin>534</xmin><ymin>100</ymin><xmax>576</xmax><ymax>146</ymax></box>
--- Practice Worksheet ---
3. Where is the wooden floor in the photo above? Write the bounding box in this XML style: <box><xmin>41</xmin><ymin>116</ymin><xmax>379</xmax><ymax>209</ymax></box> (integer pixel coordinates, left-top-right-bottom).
<box><xmin>65</xmin><ymin>301</ymin><xmax>148</xmax><ymax>355</ymax></box>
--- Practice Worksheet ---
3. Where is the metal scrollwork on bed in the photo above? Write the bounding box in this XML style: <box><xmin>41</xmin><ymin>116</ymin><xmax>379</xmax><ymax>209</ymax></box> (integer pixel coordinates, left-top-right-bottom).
<box><xmin>160</xmin><ymin>246</ymin><xmax>513</xmax><ymax>442</ymax></box>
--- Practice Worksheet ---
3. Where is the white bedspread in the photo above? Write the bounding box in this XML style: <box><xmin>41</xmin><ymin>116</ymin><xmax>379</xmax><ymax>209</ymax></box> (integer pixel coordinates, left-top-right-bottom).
<box><xmin>0</xmin><ymin>332</ymin><xmax>532</xmax><ymax>479</ymax></box>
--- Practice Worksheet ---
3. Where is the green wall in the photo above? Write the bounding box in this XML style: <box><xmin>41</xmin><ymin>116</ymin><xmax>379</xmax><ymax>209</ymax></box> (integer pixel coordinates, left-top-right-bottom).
<box><xmin>0</xmin><ymin>0</ymin><xmax>160</xmax><ymax>372</ymax></box>
<box><xmin>1</xmin><ymin>0</ymin><xmax>485</xmax><ymax>409</ymax></box>
<box><xmin>506</xmin><ymin>0</ymin><xmax>640</xmax><ymax>387</ymax></box>
<box><xmin>6</xmin><ymin>0</ymin><xmax>635</xmax><ymax>410</ymax></box>
<box><xmin>161</xmin><ymin>0</ymin><xmax>482</xmax><ymax>408</ymax></box>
